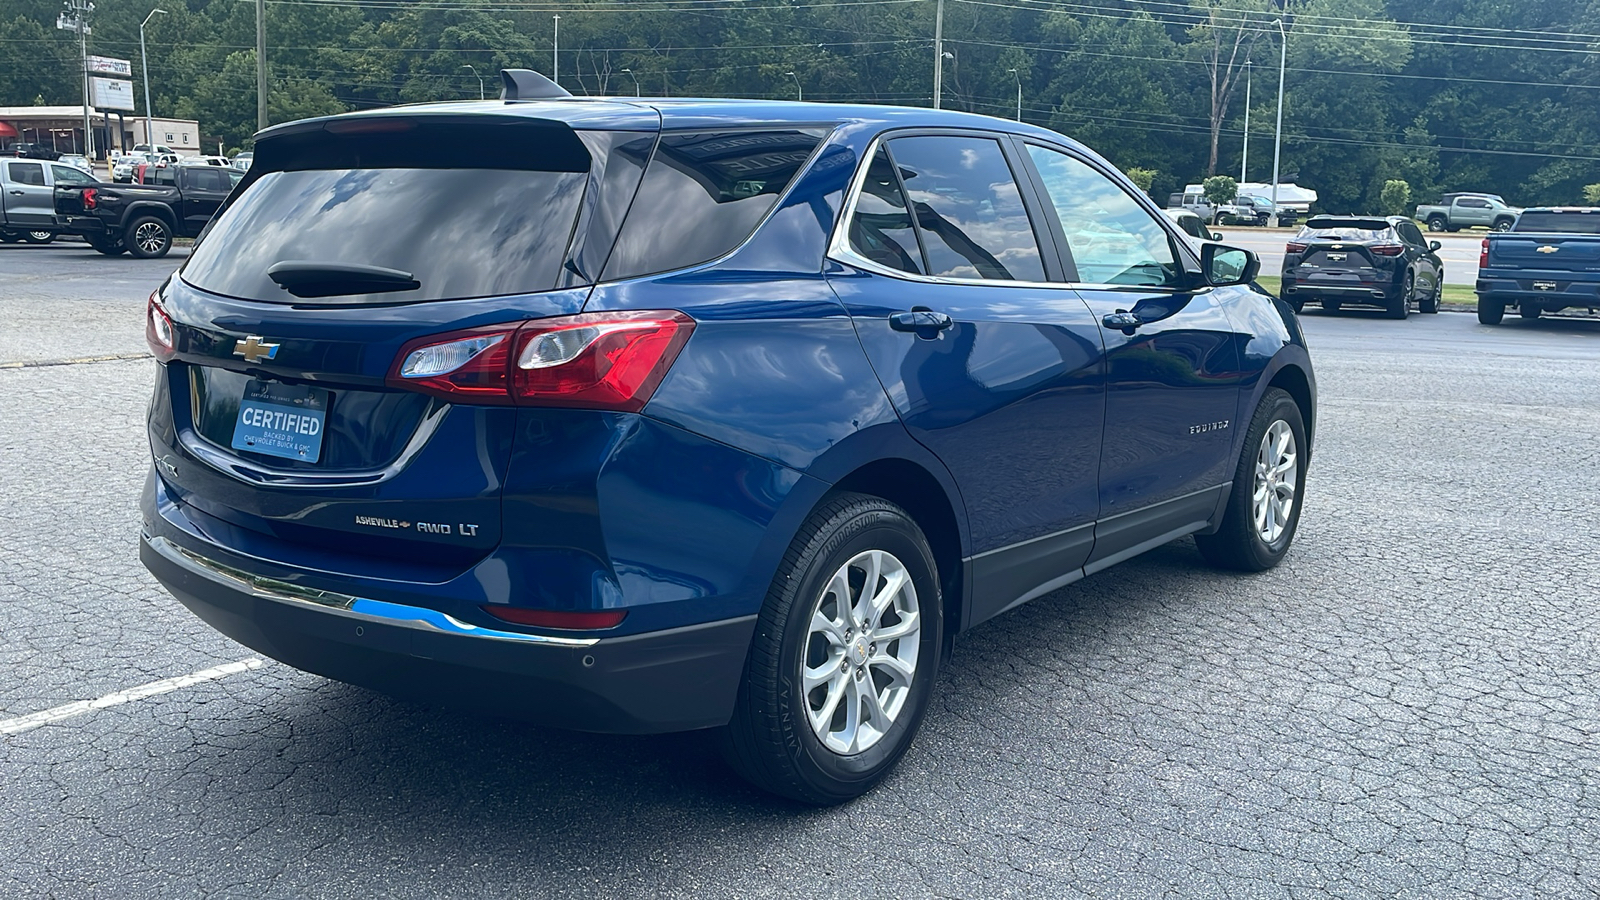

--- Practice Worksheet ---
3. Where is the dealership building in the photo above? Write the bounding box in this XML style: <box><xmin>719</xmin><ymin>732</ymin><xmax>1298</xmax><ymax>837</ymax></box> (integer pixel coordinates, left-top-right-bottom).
<box><xmin>0</xmin><ymin>57</ymin><xmax>200</xmax><ymax>159</ymax></box>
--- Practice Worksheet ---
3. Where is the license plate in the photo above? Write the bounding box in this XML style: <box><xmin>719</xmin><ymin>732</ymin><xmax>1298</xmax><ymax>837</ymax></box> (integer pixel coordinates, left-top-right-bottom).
<box><xmin>1326</xmin><ymin>253</ymin><xmax>1346</xmax><ymax>261</ymax></box>
<box><xmin>231</xmin><ymin>379</ymin><xmax>330</xmax><ymax>463</ymax></box>
<box><xmin>1534</xmin><ymin>281</ymin><xmax>1558</xmax><ymax>291</ymax></box>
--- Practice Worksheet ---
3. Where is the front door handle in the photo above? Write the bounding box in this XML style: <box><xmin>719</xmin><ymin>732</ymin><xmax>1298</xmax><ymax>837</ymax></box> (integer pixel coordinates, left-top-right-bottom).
<box><xmin>1101</xmin><ymin>310</ymin><xmax>1142</xmax><ymax>334</ymax></box>
<box><xmin>8</xmin><ymin>190</ymin><xmax>24</xmax><ymax>195</ymax></box>
<box><xmin>889</xmin><ymin>308</ymin><xmax>954</xmax><ymax>337</ymax></box>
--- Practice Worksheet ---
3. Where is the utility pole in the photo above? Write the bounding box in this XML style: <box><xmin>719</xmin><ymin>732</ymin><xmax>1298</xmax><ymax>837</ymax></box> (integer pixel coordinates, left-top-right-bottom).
<box><xmin>141</xmin><ymin>8</ymin><xmax>165</xmax><ymax>152</ymax></box>
<box><xmin>1007</xmin><ymin>68</ymin><xmax>1021</xmax><ymax>121</ymax></box>
<box><xmin>58</xmin><ymin>0</ymin><xmax>94</xmax><ymax>157</ymax></box>
<box><xmin>1240</xmin><ymin>59</ymin><xmax>1251</xmax><ymax>186</ymax></box>
<box><xmin>552</xmin><ymin>15</ymin><xmax>560</xmax><ymax>84</ymax></box>
<box><xmin>256</xmin><ymin>0</ymin><xmax>267</xmax><ymax>130</ymax></box>
<box><xmin>932</xmin><ymin>0</ymin><xmax>944</xmax><ymax>109</ymax></box>
<box><xmin>1270</xmin><ymin>19</ymin><xmax>1286</xmax><ymax>227</ymax></box>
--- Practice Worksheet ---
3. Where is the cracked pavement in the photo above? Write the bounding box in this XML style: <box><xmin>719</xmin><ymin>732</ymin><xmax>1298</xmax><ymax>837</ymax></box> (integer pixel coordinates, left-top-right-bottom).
<box><xmin>2</xmin><ymin>243</ymin><xmax>1598</xmax><ymax>898</ymax></box>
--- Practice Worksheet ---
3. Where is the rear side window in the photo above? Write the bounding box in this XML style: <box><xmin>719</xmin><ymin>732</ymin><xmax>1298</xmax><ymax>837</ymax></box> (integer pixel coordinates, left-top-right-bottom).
<box><xmin>185</xmin><ymin>168</ymin><xmax>227</xmax><ymax>191</ymax></box>
<box><xmin>602</xmin><ymin>129</ymin><xmax>826</xmax><ymax>280</ymax></box>
<box><xmin>6</xmin><ymin>162</ymin><xmax>45</xmax><ymax>186</ymax></box>
<box><xmin>1514</xmin><ymin>212</ymin><xmax>1600</xmax><ymax>234</ymax></box>
<box><xmin>182</xmin><ymin>168</ymin><xmax>587</xmax><ymax>304</ymax></box>
<box><xmin>847</xmin><ymin>147</ymin><xmax>924</xmax><ymax>275</ymax></box>
<box><xmin>886</xmin><ymin>135</ymin><xmax>1045</xmax><ymax>282</ymax></box>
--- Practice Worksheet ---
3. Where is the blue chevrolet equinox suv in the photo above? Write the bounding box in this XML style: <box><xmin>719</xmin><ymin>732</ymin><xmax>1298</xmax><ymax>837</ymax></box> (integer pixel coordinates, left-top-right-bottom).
<box><xmin>140</xmin><ymin>70</ymin><xmax>1315</xmax><ymax>804</ymax></box>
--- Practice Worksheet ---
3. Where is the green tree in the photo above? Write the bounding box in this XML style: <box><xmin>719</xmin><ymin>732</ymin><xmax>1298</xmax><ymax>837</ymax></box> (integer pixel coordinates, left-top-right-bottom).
<box><xmin>1584</xmin><ymin>184</ymin><xmax>1600</xmax><ymax>205</ymax></box>
<box><xmin>1125</xmin><ymin>167</ymin><xmax>1158</xmax><ymax>194</ymax></box>
<box><xmin>1203</xmin><ymin>175</ymin><xmax>1238</xmax><ymax>206</ymax></box>
<box><xmin>1380</xmin><ymin>179</ymin><xmax>1412</xmax><ymax>216</ymax></box>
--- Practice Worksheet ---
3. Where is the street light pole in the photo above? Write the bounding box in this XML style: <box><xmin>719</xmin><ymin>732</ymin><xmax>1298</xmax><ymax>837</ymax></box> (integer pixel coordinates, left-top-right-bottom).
<box><xmin>141</xmin><ymin>7</ymin><xmax>166</xmax><ymax>149</ymax></box>
<box><xmin>552</xmin><ymin>15</ymin><xmax>560</xmax><ymax>84</ymax></box>
<box><xmin>1269</xmin><ymin>18</ymin><xmax>1286</xmax><ymax>227</ymax></box>
<box><xmin>255</xmin><ymin>0</ymin><xmax>266</xmax><ymax>130</ymax></box>
<box><xmin>461</xmin><ymin>64</ymin><xmax>483</xmax><ymax>99</ymax></box>
<box><xmin>932</xmin><ymin>0</ymin><xmax>944</xmax><ymax>109</ymax></box>
<box><xmin>785</xmin><ymin>71</ymin><xmax>802</xmax><ymax>102</ymax></box>
<box><xmin>621</xmin><ymin>67</ymin><xmax>640</xmax><ymax>97</ymax></box>
<box><xmin>1007</xmin><ymin>68</ymin><xmax>1021</xmax><ymax>121</ymax></box>
<box><xmin>1240</xmin><ymin>59</ymin><xmax>1250</xmax><ymax>186</ymax></box>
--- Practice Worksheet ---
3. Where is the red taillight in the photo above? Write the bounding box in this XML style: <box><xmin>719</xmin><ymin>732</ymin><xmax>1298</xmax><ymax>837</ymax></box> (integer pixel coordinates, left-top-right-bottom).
<box><xmin>1370</xmin><ymin>244</ymin><xmax>1405</xmax><ymax>256</ymax></box>
<box><xmin>386</xmin><ymin>311</ymin><xmax>695</xmax><ymax>411</ymax></box>
<box><xmin>1480</xmin><ymin>238</ymin><xmax>1490</xmax><ymax>268</ymax></box>
<box><xmin>81</xmin><ymin>188</ymin><xmax>97</xmax><ymax>209</ymax></box>
<box><xmin>1285</xmin><ymin>241</ymin><xmax>1307</xmax><ymax>253</ymax></box>
<box><xmin>481</xmin><ymin>606</ymin><xmax>627</xmax><ymax>630</ymax></box>
<box><xmin>146</xmin><ymin>292</ymin><xmax>175</xmax><ymax>360</ymax></box>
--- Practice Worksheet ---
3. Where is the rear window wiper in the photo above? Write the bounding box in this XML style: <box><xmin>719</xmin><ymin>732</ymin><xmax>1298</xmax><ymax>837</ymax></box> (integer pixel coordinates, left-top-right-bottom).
<box><xmin>266</xmin><ymin>261</ymin><xmax>420</xmax><ymax>298</ymax></box>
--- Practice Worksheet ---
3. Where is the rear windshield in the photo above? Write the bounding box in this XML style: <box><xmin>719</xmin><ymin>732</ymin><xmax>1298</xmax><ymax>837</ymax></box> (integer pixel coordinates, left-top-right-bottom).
<box><xmin>1513</xmin><ymin>212</ymin><xmax>1600</xmax><ymax>234</ymax></box>
<box><xmin>1297</xmin><ymin>223</ymin><xmax>1391</xmax><ymax>242</ymax></box>
<box><xmin>181</xmin><ymin>167</ymin><xmax>587</xmax><ymax>304</ymax></box>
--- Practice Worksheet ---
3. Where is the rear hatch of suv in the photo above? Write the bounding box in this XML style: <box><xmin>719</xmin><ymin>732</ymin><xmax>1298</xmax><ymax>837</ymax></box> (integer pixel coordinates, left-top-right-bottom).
<box><xmin>1289</xmin><ymin>218</ymin><xmax>1401</xmax><ymax>287</ymax></box>
<box><xmin>148</xmin><ymin>108</ymin><xmax>657</xmax><ymax>582</ymax></box>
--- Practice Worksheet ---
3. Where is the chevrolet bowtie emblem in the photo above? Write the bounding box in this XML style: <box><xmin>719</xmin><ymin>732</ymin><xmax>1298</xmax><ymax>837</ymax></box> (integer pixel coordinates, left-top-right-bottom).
<box><xmin>1536</xmin><ymin>245</ymin><xmax>1559</xmax><ymax>253</ymax></box>
<box><xmin>233</xmin><ymin>335</ymin><xmax>280</xmax><ymax>363</ymax></box>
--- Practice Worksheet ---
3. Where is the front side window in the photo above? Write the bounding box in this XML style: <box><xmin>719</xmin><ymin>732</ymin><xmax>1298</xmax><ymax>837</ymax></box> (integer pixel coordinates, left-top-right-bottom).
<box><xmin>884</xmin><ymin>135</ymin><xmax>1045</xmax><ymax>282</ymax></box>
<box><xmin>7</xmin><ymin>162</ymin><xmax>45</xmax><ymax>186</ymax></box>
<box><xmin>1025</xmin><ymin>145</ymin><xmax>1181</xmax><ymax>287</ymax></box>
<box><xmin>846</xmin><ymin>147</ymin><xmax>924</xmax><ymax>275</ymax></box>
<box><xmin>603</xmin><ymin>129</ymin><xmax>826</xmax><ymax>280</ymax></box>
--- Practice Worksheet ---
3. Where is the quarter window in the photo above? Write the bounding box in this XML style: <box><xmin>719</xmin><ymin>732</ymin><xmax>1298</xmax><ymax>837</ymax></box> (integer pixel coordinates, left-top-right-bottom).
<box><xmin>1024</xmin><ymin>145</ymin><xmax>1181</xmax><ymax>288</ymax></box>
<box><xmin>883</xmin><ymin>135</ymin><xmax>1045</xmax><ymax>282</ymax></box>
<box><xmin>847</xmin><ymin>147</ymin><xmax>924</xmax><ymax>275</ymax></box>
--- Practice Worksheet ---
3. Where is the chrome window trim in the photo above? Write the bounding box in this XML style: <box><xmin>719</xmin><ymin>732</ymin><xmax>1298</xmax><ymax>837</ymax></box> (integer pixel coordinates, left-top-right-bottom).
<box><xmin>828</xmin><ymin>131</ymin><xmax>1203</xmax><ymax>296</ymax></box>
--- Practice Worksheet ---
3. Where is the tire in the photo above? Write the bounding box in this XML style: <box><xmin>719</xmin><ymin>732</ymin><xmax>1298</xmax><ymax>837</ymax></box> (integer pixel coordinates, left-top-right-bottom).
<box><xmin>85</xmin><ymin>234</ymin><xmax>125</xmax><ymax>256</ymax></box>
<box><xmin>1426</xmin><ymin>216</ymin><xmax>1447</xmax><ymax>232</ymax></box>
<box><xmin>1420</xmin><ymin>276</ymin><xmax>1442</xmax><ymax>314</ymax></box>
<box><xmin>720</xmin><ymin>493</ymin><xmax>943</xmax><ymax>805</ymax></box>
<box><xmin>0</xmin><ymin>232</ymin><xmax>19</xmax><ymax>243</ymax></box>
<box><xmin>1387</xmin><ymin>273</ymin><xmax>1413</xmax><ymax>319</ymax></box>
<box><xmin>1478</xmin><ymin>297</ymin><xmax>1505</xmax><ymax>325</ymax></box>
<box><xmin>23</xmin><ymin>231</ymin><xmax>54</xmax><ymax>244</ymax></box>
<box><xmin>1492</xmin><ymin>218</ymin><xmax>1515</xmax><ymax>232</ymax></box>
<box><xmin>1321</xmin><ymin>299</ymin><xmax>1342</xmax><ymax>313</ymax></box>
<box><xmin>124</xmin><ymin>216</ymin><xmax>172</xmax><ymax>259</ymax></box>
<box><xmin>1288</xmin><ymin>296</ymin><xmax>1305</xmax><ymax>314</ymax></box>
<box><xmin>1520</xmin><ymin>303</ymin><xmax>1542</xmax><ymax>320</ymax></box>
<box><xmin>1195</xmin><ymin>388</ymin><xmax>1307</xmax><ymax>572</ymax></box>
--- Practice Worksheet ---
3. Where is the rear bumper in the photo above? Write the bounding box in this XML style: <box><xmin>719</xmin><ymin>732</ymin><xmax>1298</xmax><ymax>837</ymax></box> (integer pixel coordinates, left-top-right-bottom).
<box><xmin>1281</xmin><ymin>278</ymin><xmax>1397</xmax><ymax>305</ymax></box>
<box><xmin>1476</xmin><ymin>277</ymin><xmax>1600</xmax><ymax>309</ymax></box>
<box><xmin>58</xmin><ymin>215</ymin><xmax>107</xmax><ymax>235</ymax></box>
<box><xmin>140</xmin><ymin>529</ymin><xmax>757</xmax><ymax>734</ymax></box>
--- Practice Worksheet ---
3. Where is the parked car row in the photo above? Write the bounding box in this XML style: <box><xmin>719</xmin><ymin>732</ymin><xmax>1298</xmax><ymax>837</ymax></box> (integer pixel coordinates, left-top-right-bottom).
<box><xmin>1166</xmin><ymin>187</ymin><xmax>1299</xmax><ymax>227</ymax></box>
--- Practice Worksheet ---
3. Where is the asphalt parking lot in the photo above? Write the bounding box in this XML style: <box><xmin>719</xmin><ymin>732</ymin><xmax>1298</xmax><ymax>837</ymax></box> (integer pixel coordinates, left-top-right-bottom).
<box><xmin>3</xmin><ymin>241</ymin><xmax>1598</xmax><ymax>898</ymax></box>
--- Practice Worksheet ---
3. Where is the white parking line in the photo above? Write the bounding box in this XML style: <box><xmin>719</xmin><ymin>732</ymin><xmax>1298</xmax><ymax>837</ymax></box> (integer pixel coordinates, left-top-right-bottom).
<box><xmin>0</xmin><ymin>658</ymin><xmax>264</xmax><ymax>736</ymax></box>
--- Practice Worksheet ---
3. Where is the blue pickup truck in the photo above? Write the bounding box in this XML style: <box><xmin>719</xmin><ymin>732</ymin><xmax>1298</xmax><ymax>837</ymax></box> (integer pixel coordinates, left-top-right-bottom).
<box><xmin>1476</xmin><ymin>208</ymin><xmax>1600</xmax><ymax>324</ymax></box>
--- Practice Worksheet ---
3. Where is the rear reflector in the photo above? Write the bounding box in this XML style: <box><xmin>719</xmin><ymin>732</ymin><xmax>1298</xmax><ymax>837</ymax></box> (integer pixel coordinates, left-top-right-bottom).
<box><xmin>387</xmin><ymin>310</ymin><xmax>694</xmax><ymax>411</ymax></box>
<box><xmin>481</xmin><ymin>606</ymin><xmax>627</xmax><ymax>630</ymax></box>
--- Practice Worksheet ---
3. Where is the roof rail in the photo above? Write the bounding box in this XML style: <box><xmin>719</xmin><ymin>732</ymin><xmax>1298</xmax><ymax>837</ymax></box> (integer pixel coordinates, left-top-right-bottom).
<box><xmin>500</xmin><ymin>69</ymin><xmax>572</xmax><ymax>101</ymax></box>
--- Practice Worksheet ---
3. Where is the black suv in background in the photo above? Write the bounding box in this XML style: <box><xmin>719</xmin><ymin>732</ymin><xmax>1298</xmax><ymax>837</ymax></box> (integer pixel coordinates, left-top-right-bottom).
<box><xmin>1280</xmin><ymin>215</ymin><xmax>1444</xmax><ymax>318</ymax></box>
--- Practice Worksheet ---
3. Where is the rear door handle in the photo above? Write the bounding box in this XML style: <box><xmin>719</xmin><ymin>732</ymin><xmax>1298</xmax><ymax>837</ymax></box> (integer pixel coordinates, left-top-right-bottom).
<box><xmin>1101</xmin><ymin>310</ymin><xmax>1142</xmax><ymax>333</ymax></box>
<box><xmin>889</xmin><ymin>308</ymin><xmax>954</xmax><ymax>336</ymax></box>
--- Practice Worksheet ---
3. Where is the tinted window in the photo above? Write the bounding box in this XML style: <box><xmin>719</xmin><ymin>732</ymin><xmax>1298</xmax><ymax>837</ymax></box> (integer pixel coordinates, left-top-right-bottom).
<box><xmin>1296</xmin><ymin>225</ymin><xmax>1390</xmax><ymax>242</ymax></box>
<box><xmin>51</xmin><ymin>164</ymin><xmax>94</xmax><ymax>185</ymax></box>
<box><xmin>185</xmin><ymin>168</ymin><xmax>226</xmax><ymax>191</ymax></box>
<box><xmin>1459</xmin><ymin>198</ymin><xmax>1488</xmax><ymax>209</ymax></box>
<box><xmin>847</xmin><ymin>147</ymin><xmax>924</xmax><ymax>275</ymax></box>
<box><xmin>1024</xmin><ymin>145</ymin><xmax>1180</xmax><ymax>287</ymax></box>
<box><xmin>151</xmin><ymin>167</ymin><xmax>177</xmax><ymax>186</ymax></box>
<box><xmin>886</xmin><ymin>136</ymin><xmax>1045</xmax><ymax>282</ymax></box>
<box><xmin>1396</xmin><ymin>222</ymin><xmax>1426</xmax><ymax>245</ymax></box>
<box><xmin>603</xmin><ymin>129</ymin><xmax>826</xmax><ymax>280</ymax></box>
<box><xmin>182</xmin><ymin>168</ymin><xmax>587</xmax><ymax>304</ymax></box>
<box><xmin>1514</xmin><ymin>212</ymin><xmax>1600</xmax><ymax>234</ymax></box>
<box><xmin>7</xmin><ymin>162</ymin><xmax>45</xmax><ymax>186</ymax></box>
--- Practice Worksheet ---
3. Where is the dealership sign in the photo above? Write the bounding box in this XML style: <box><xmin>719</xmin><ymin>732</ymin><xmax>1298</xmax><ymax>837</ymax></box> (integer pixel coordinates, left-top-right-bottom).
<box><xmin>86</xmin><ymin>55</ymin><xmax>133</xmax><ymax>77</ymax></box>
<box><xmin>89</xmin><ymin>77</ymin><xmax>135</xmax><ymax>111</ymax></box>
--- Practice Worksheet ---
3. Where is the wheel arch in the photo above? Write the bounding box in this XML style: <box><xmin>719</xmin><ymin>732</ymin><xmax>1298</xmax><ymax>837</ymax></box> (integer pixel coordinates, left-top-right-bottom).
<box><xmin>1265</xmin><ymin>361</ymin><xmax>1315</xmax><ymax>458</ymax></box>
<box><xmin>119</xmin><ymin>202</ymin><xmax>177</xmax><ymax>232</ymax></box>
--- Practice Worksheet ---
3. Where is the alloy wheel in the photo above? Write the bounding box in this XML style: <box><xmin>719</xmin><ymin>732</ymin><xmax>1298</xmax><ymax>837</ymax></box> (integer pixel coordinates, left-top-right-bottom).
<box><xmin>1252</xmin><ymin>420</ymin><xmax>1297</xmax><ymax>544</ymax></box>
<box><xmin>135</xmin><ymin>222</ymin><xmax>167</xmax><ymax>254</ymax></box>
<box><xmin>802</xmin><ymin>549</ymin><xmax>921</xmax><ymax>754</ymax></box>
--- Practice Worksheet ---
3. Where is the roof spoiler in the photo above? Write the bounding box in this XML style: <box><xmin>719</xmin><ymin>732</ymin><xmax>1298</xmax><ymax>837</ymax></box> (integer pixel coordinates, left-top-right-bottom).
<box><xmin>501</xmin><ymin>69</ymin><xmax>572</xmax><ymax>101</ymax></box>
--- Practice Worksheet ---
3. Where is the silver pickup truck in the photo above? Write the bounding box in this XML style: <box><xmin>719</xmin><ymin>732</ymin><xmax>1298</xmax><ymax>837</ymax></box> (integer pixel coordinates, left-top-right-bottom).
<box><xmin>2</xmin><ymin>156</ymin><xmax>100</xmax><ymax>244</ymax></box>
<box><xmin>1415</xmin><ymin>195</ymin><xmax>1522</xmax><ymax>233</ymax></box>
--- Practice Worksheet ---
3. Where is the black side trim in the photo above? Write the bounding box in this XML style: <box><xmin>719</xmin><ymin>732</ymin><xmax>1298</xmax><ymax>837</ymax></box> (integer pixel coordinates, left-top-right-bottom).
<box><xmin>1085</xmin><ymin>485</ymin><xmax>1226</xmax><ymax>576</ymax></box>
<box><xmin>965</xmin><ymin>523</ymin><xmax>1094</xmax><ymax>630</ymax></box>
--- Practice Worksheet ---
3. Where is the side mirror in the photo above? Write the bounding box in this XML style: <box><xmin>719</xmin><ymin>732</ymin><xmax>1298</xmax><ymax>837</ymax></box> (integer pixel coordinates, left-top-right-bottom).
<box><xmin>1210</xmin><ymin>231</ymin><xmax>1224</xmax><ymax>241</ymax></box>
<box><xmin>1429</xmin><ymin>240</ymin><xmax>1442</xmax><ymax>252</ymax></box>
<box><xmin>1200</xmin><ymin>243</ymin><xmax>1259</xmax><ymax>287</ymax></box>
